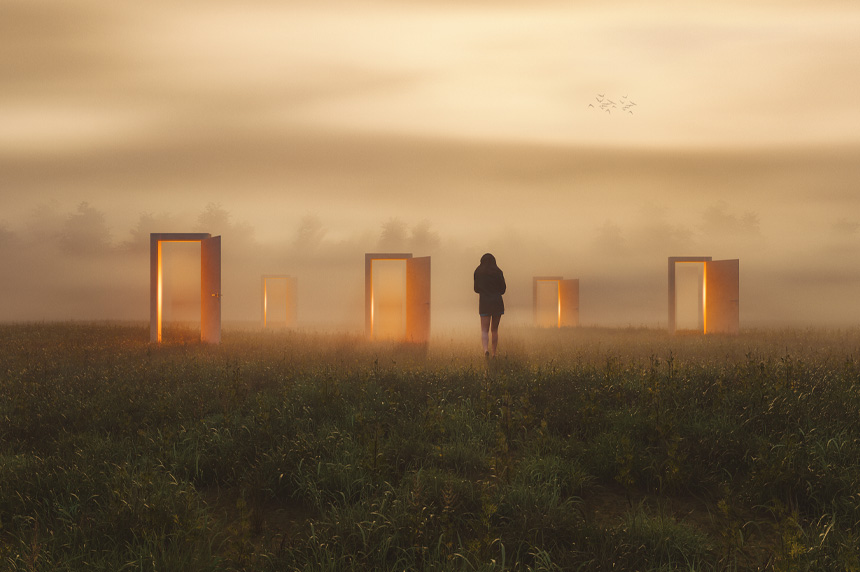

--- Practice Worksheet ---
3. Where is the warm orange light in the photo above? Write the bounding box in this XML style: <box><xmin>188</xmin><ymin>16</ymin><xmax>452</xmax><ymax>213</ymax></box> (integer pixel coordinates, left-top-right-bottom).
<box><xmin>262</xmin><ymin>275</ymin><xmax>296</xmax><ymax>328</ymax></box>
<box><xmin>157</xmin><ymin>241</ymin><xmax>163</xmax><ymax>342</ymax></box>
<box><xmin>702</xmin><ymin>262</ymin><xmax>708</xmax><ymax>334</ymax></box>
<box><xmin>370</xmin><ymin>259</ymin><xmax>407</xmax><ymax>340</ymax></box>
<box><xmin>674</xmin><ymin>261</ymin><xmax>706</xmax><ymax>333</ymax></box>
<box><xmin>535</xmin><ymin>279</ymin><xmax>561</xmax><ymax>329</ymax></box>
<box><xmin>365</xmin><ymin>252</ymin><xmax>430</xmax><ymax>344</ymax></box>
<box><xmin>557</xmin><ymin>281</ymin><xmax>562</xmax><ymax>329</ymax></box>
<box><xmin>263</xmin><ymin>280</ymin><xmax>268</xmax><ymax>327</ymax></box>
<box><xmin>159</xmin><ymin>240</ymin><xmax>201</xmax><ymax>341</ymax></box>
<box><xmin>669</xmin><ymin>256</ymin><xmax>737</xmax><ymax>336</ymax></box>
<box><xmin>149</xmin><ymin>233</ymin><xmax>215</xmax><ymax>343</ymax></box>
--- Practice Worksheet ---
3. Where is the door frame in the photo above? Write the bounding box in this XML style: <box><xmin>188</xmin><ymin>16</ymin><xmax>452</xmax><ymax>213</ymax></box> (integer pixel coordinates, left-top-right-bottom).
<box><xmin>150</xmin><ymin>233</ymin><xmax>221</xmax><ymax>343</ymax></box>
<box><xmin>668</xmin><ymin>256</ymin><xmax>739</xmax><ymax>334</ymax></box>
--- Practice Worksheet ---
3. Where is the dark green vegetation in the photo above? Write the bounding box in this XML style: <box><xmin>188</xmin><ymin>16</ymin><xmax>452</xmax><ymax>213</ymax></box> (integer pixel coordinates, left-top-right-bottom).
<box><xmin>2</xmin><ymin>323</ymin><xmax>860</xmax><ymax>571</ymax></box>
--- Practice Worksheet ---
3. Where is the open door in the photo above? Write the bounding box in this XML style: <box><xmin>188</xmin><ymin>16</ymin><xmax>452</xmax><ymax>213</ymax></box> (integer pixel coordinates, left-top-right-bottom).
<box><xmin>262</xmin><ymin>275</ymin><xmax>298</xmax><ymax>328</ymax></box>
<box><xmin>559</xmin><ymin>279</ymin><xmax>580</xmax><ymax>327</ymax></box>
<box><xmin>668</xmin><ymin>256</ymin><xmax>711</xmax><ymax>334</ymax></box>
<box><xmin>533</xmin><ymin>276</ymin><xmax>562</xmax><ymax>328</ymax></box>
<box><xmin>705</xmin><ymin>259</ymin><xmax>739</xmax><ymax>334</ymax></box>
<box><xmin>201</xmin><ymin>235</ymin><xmax>222</xmax><ymax>344</ymax></box>
<box><xmin>405</xmin><ymin>256</ymin><xmax>431</xmax><ymax>344</ymax></box>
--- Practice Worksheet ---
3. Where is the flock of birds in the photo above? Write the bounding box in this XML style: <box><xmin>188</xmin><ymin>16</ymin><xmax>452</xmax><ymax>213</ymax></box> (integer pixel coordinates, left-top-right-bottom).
<box><xmin>588</xmin><ymin>93</ymin><xmax>636</xmax><ymax>115</ymax></box>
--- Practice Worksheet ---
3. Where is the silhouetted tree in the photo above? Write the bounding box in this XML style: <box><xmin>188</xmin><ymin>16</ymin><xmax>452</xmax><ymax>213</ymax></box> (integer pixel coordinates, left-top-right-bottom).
<box><xmin>409</xmin><ymin>220</ymin><xmax>440</xmax><ymax>252</ymax></box>
<box><xmin>701</xmin><ymin>202</ymin><xmax>760</xmax><ymax>236</ymax></box>
<box><xmin>59</xmin><ymin>202</ymin><xmax>112</xmax><ymax>255</ymax></box>
<box><xmin>123</xmin><ymin>212</ymin><xmax>184</xmax><ymax>252</ymax></box>
<box><xmin>293</xmin><ymin>214</ymin><xmax>325</xmax><ymax>251</ymax></box>
<box><xmin>378</xmin><ymin>218</ymin><xmax>408</xmax><ymax>251</ymax></box>
<box><xmin>195</xmin><ymin>203</ymin><xmax>255</xmax><ymax>247</ymax></box>
<box><xmin>24</xmin><ymin>201</ymin><xmax>64</xmax><ymax>244</ymax></box>
<box><xmin>196</xmin><ymin>203</ymin><xmax>231</xmax><ymax>235</ymax></box>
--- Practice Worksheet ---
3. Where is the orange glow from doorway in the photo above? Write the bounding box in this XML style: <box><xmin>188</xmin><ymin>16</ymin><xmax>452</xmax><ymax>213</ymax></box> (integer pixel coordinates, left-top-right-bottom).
<box><xmin>674</xmin><ymin>261</ymin><xmax>706</xmax><ymax>334</ymax></box>
<box><xmin>155</xmin><ymin>239</ymin><xmax>203</xmax><ymax>343</ymax></box>
<box><xmin>262</xmin><ymin>276</ymin><xmax>295</xmax><ymax>328</ymax></box>
<box><xmin>535</xmin><ymin>279</ymin><xmax>562</xmax><ymax>329</ymax></box>
<box><xmin>370</xmin><ymin>259</ymin><xmax>407</xmax><ymax>340</ymax></box>
<box><xmin>703</xmin><ymin>262</ymin><xmax>708</xmax><ymax>334</ymax></box>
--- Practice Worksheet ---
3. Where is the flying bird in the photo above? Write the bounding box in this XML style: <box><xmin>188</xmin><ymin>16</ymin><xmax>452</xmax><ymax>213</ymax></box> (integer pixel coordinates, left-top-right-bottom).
<box><xmin>589</xmin><ymin>93</ymin><xmax>637</xmax><ymax>117</ymax></box>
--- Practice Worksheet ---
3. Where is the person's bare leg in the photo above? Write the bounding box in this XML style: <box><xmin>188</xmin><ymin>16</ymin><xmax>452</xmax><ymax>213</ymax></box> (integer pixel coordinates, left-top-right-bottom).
<box><xmin>480</xmin><ymin>316</ymin><xmax>491</xmax><ymax>356</ymax></box>
<box><xmin>490</xmin><ymin>314</ymin><xmax>501</xmax><ymax>357</ymax></box>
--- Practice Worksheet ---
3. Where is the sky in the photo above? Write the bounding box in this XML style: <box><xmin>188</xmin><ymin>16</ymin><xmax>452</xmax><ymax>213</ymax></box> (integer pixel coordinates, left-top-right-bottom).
<box><xmin>2</xmin><ymin>0</ymin><xmax>860</xmax><ymax>330</ymax></box>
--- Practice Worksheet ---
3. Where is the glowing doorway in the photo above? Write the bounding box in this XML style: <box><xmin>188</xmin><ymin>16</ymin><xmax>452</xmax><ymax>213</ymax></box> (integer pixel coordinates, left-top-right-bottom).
<box><xmin>372</xmin><ymin>259</ymin><xmax>406</xmax><ymax>340</ymax></box>
<box><xmin>533</xmin><ymin>276</ymin><xmax>580</xmax><ymax>328</ymax></box>
<box><xmin>150</xmin><ymin>233</ymin><xmax>221</xmax><ymax>343</ymax></box>
<box><xmin>675</xmin><ymin>262</ymin><xmax>705</xmax><ymax>332</ymax></box>
<box><xmin>261</xmin><ymin>275</ymin><xmax>298</xmax><ymax>328</ymax></box>
<box><xmin>668</xmin><ymin>256</ymin><xmax>739</xmax><ymax>334</ymax></box>
<box><xmin>161</xmin><ymin>242</ymin><xmax>201</xmax><ymax>328</ymax></box>
<box><xmin>365</xmin><ymin>253</ymin><xmax>431</xmax><ymax>343</ymax></box>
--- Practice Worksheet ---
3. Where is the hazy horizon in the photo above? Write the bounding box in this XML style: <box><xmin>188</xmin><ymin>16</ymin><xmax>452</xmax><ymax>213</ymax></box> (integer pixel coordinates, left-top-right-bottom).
<box><xmin>2</xmin><ymin>0</ymin><xmax>859</xmax><ymax>330</ymax></box>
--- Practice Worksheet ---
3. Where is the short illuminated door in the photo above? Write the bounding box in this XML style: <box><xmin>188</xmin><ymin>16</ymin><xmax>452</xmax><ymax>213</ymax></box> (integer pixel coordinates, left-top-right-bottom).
<box><xmin>558</xmin><ymin>279</ymin><xmax>580</xmax><ymax>327</ymax></box>
<box><xmin>534</xmin><ymin>277</ymin><xmax>578</xmax><ymax>328</ymax></box>
<box><xmin>534</xmin><ymin>280</ymin><xmax>560</xmax><ymax>328</ymax></box>
<box><xmin>405</xmin><ymin>256</ymin><xmax>431</xmax><ymax>343</ymax></box>
<box><xmin>668</xmin><ymin>257</ymin><xmax>710</xmax><ymax>334</ymax></box>
<box><xmin>201</xmin><ymin>236</ymin><xmax>221</xmax><ymax>344</ymax></box>
<box><xmin>705</xmin><ymin>259</ymin><xmax>739</xmax><ymax>334</ymax></box>
<box><xmin>262</xmin><ymin>276</ymin><xmax>297</xmax><ymax>328</ymax></box>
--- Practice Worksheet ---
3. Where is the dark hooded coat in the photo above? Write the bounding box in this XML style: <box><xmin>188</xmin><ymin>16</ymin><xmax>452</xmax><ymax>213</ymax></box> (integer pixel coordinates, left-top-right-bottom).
<box><xmin>474</xmin><ymin>254</ymin><xmax>506</xmax><ymax>316</ymax></box>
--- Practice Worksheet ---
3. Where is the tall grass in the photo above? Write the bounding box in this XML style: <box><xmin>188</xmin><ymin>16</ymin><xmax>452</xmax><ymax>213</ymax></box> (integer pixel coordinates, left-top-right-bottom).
<box><xmin>1</xmin><ymin>323</ymin><xmax>859</xmax><ymax>570</ymax></box>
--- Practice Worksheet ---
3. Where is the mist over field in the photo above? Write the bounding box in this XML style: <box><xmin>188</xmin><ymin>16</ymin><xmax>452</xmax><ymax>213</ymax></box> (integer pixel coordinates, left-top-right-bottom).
<box><xmin>1</xmin><ymin>174</ymin><xmax>859</xmax><ymax>330</ymax></box>
<box><xmin>2</xmin><ymin>0</ymin><xmax>860</xmax><ymax>329</ymax></box>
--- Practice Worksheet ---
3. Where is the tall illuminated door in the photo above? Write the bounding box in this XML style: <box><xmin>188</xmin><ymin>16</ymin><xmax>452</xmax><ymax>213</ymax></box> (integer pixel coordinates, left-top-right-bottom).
<box><xmin>261</xmin><ymin>275</ymin><xmax>298</xmax><ymax>328</ymax></box>
<box><xmin>200</xmin><ymin>236</ymin><xmax>221</xmax><ymax>344</ymax></box>
<box><xmin>558</xmin><ymin>279</ymin><xmax>580</xmax><ymax>327</ymax></box>
<box><xmin>533</xmin><ymin>276</ymin><xmax>579</xmax><ymax>328</ymax></box>
<box><xmin>405</xmin><ymin>256</ymin><xmax>431</xmax><ymax>343</ymax></box>
<box><xmin>150</xmin><ymin>233</ymin><xmax>221</xmax><ymax>343</ymax></box>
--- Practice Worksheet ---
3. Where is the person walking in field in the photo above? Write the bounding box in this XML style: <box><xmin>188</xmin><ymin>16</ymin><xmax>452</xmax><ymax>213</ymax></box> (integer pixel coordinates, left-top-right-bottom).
<box><xmin>474</xmin><ymin>253</ymin><xmax>506</xmax><ymax>358</ymax></box>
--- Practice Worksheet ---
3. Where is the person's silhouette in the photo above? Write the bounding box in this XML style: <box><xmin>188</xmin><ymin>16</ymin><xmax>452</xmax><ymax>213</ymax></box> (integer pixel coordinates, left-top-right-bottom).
<box><xmin>473</xmin><ymin>253</ymin><xmax>506</xmax><ymax>357</ymax></box>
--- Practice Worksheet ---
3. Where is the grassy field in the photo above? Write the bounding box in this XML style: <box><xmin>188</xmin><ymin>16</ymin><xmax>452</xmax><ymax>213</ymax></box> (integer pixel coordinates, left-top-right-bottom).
<box><xmin>1</xmin><ymin>323</ymin><xmax>859</xmax><ymax>571</ymax></box>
